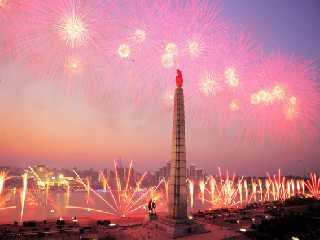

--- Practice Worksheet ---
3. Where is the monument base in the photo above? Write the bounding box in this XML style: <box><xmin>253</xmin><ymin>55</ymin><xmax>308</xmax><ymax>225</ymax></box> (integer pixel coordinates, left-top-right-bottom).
<box><xmin>145</xmin><ymin>216</ymin><xmax>209</xmax><ymax>239</ymax></box>
<box><xmin>144</xmin><ymin>213</ymin><xmax>158</xmax><ymax>223</ymax></box>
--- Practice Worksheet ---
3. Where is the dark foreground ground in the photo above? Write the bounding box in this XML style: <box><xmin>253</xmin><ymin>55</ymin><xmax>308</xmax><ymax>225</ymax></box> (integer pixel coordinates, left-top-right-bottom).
<box><xmin>0</xmin><ymin>197</ymin><xmax>319</xmax><ymax>240</ymax></box>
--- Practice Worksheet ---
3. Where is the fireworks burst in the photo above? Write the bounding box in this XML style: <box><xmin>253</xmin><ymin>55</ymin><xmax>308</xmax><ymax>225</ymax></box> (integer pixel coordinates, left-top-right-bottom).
<box><xmin>242</xmin><ymin>54</ymin><xmax>320</xmax><ymax>145</ymax></box>
<box><xmin>190</xmin><ymin>168</ymin><xmax>310</xmax><ymax>210</ymax></box>
<box><xmin>69</xmin><ymin>161</ymin><xmax>164</xmax><ymax>217</ymax></box>
<box><xmin>199</xmin><ymin>72</ymin><xmax>221</xmax><ymax>96</ymax></box>
<box><xmin>224</xmin><ymin>67</ymin><xmax>239</xmax><ymax>88</ymax></box>
<box><xmin>305</xmin><ymin>173</ymin><xmax>320</xmax><ymax>199</ymax></box>
<box><xmin>118</xmin><ymin>43</ymin><xmax>130</xmax><ymax>58</ymax></box>
<box><xmin>57</xmin><ymin>11</ymin><xmax>88</xmax><ymax>48</ymax></box>
<box><xmin>0</xmin><ymin>0</ymin><xmax>319</xmax><ymax>177</ymax></box>
<box><xmin>134</xmin><ymin>29</ymin><xmax>146</xmax><ymax>43</ymax></box>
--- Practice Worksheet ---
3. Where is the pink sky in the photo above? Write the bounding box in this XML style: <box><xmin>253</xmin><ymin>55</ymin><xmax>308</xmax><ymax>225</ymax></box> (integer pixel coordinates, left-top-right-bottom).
<box><xmin>0</xmin><ymin>0</ymin><xmax>319</xmax><ymax>175</ymax></box>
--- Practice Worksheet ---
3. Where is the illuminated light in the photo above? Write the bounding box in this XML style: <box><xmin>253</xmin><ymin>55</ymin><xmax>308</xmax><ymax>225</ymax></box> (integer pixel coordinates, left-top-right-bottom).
<box><xmin>251</xmin><ymin>93</ymin><xmax>260</xmax><ymax>105</ymax></box>
<box><xmin>109</xmin><ymin>223</ymin><xmax>116</xmax><ymax>227</ymax></box>
<box><xmin>162</xmin><ymin>42</ymin><xmax>178</xmax><ymax>68</ymax></box>
<box><xmin>0</xmin><ymin>0</ymin><xmax>6</xmax><ymax>8</ymax></box>
<box><xmin>225</xmin><ymin>67</ymin><xmax>239</xmax><ymax>88</ymax></box>
<box><xmin>59</xmin><ymin>13</ymin><xmax>88</xmax><ymax>48</ymax></box>
<box><xmin>59</xmin><ymin>174</ymin><xmax>64</xmax><ymax>179</ymax></box>
<box><xmin>291</xmin><ymin>237</ymin><xmax>299</xmax><ymax>240</ymax></box>
<box><xmin>0</xmin><ymin>171</ymin><xmax>7</xmax><ymax>195</ymax></box>
<box><xmin>272</xmin><ymin>85</ymin><xmax>285</xmax><ymax>100</ymax></box>
<box><xmin>188</xmin><ymin>215</ymin><xmax>193</xmax><ymax>220</ymax></box>
<box><xmin>239</xmin><ymin>228</ymin><xmax>247</xmax><ymax>232</ymax></box>
<box><xmin>251</xmin><ymin>85</ymin><xmax>287</xmax><ymax>106</ymax></box>
<box><xmin>134</xmin><ymin>29</ymin><xmax>146</xmax><ymax>42</ymax></box>
<box><xmin>289</xmin><ymin>96</ymin><xmax>297</xmax><ymax>105</ymax></box>
<box><xmin>199</xmin><ymin>72</ymin><xmax>221</xmax><ymax>96</ymax></box>
<box><xmin>188</xmin><ymin>40</ymin><xmax>200</xmax><ymax>57</ymax></box>
<box><xmin>305</xmin><ymin>173</ymin><xmax>320</xmax><ymax>199</ymax></box>
<box><xmin>20</xmin><ymin>174</ymin><xmax>28</xmax><ymax>222</ymax></box>
<box><xmin>71</xmin><ymin>63</ymin><xmax>78</xmax><ymax>69</ymax></box>
<box><xmin>258</xmin><ymin>90</ymin><xmax>271</xmax><ymax>104</ymax></box>
<box><xmin>199</xmin><ymin>181</ymin><xmax>205</xmax><ymax>204</ymax></box>
<box><xmin>286</xmin><ymin>96</ymin><xmax>298</xmax><ymax>119</ymax></box>
<box><xmin>50</xmin><ymin>209</ymin><xmax>55</xmax><ymax>213</ymax></box>
<box><xmin>229</xmin><ymin>100</ymin><xmax>240</xmax><ymax>112</ymax></box>
<box><xmin>188</xmin><ymin>180</ymin><xmax>194</xmax><ymax>208</ymax></box>
<box><xmin>118</xmin><ymin>44</ymin><xmax>130</xmax><ymax>58</ymax></box>
<box><xmin>165</xmin><ymin>42</ymin><xmax>178</xmax><ymax>56</ymax></box>
<box><xmin>161</xmin><ymin>53</ymin><xmax>175</xmax><ymax>68</ymax></box>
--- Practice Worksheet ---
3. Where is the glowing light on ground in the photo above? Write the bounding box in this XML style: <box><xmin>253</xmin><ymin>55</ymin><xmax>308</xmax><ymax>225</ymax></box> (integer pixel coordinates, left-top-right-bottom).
<box><xmin>118</xmin><ymin>43</ymin><xmax>130</xmax><ymax>58</ymax></box>
<box><xmin>0</xmin><ymin>206</ymin><xmax>16</xmax><ymax>211</ymax></box>
<box><xmin>134</xmin><ymin>29</ymin><xmax>146</xmax><ymax>43</ymax></box>
<box><xmin>224</xmin><ymin>67</ymin><xmax>239</xmax><ymax>88</ymax></box>
<box><xmin>58</xmin><ymin>13</ymin><xmax>88</xmax><ymax>48</ymax></box>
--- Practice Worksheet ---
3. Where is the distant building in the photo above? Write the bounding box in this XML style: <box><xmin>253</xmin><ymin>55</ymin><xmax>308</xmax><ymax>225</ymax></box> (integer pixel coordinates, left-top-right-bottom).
<box><xmin>196</xmin><ymin>168</ymin><xmax>204</xmax><ymax>181</ymax></box>
<box><xmin>189</xmin><ymin>164</ymin><xmax>196</xmax><ymax>180</ymax></box>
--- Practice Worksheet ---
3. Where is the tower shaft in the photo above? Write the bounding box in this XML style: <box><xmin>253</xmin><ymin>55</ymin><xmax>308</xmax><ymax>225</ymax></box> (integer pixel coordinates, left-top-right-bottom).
<box><xmin>168</xmin><ymin>85</ymin><xmax>187</xmax><ymax>220</ymax></box>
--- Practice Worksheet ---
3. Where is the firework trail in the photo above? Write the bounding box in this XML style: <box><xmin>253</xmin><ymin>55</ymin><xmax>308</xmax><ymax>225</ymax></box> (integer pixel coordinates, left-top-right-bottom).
<box><xmin>0</xmin><ymin>171</ymin><xmax>8</xmax><ymax>196</ymax></box>
<box><xmin>305</xmin><ymin>173</ymin><xmax>320</xmax><ymax>199</ymax></box>
<box><xmin>71</xmin><ymin>161</ymin><xmax>163</xmax><ymax>217</ymax></box>
<box><xmin>20</xmin><ymin>173</ymin><xmax>28</xmax><ymax>222</ymax></box>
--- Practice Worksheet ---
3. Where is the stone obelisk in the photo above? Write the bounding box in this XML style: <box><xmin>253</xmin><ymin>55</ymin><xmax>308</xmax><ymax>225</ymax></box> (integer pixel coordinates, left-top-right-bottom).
<box><xmin>168</xmin><ymin>69</ymin><xmax>188</xmax><ymax>221</ymax></box>
<box><xmin>143</xmin><ymin>70</ymin><xmax>207</xmax><ymax>239</ymax></box>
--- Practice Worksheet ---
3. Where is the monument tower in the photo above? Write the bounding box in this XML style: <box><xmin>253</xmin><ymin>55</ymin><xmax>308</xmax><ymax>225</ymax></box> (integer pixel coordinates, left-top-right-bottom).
<box><xmin>168</xmin><ymin>69</ymin><xmax>188</xmax><ymax>220</ymax></box>
<box><xmin>145</xmin><ymin>70</ymin><xmax>207</xmax><ymax>239</ymax></box>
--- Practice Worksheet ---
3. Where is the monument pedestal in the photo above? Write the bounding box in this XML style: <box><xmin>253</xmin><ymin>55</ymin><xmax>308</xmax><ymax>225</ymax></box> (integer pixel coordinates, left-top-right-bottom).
<box><xmin>144</xmin><ymin>213</ymin><xmax>158</xmax><ymax>223</ymax></box>
<box><xmin>145</xmin><ymin>216</ymin><xmax>208</xmax><ymax>239</ymax></box>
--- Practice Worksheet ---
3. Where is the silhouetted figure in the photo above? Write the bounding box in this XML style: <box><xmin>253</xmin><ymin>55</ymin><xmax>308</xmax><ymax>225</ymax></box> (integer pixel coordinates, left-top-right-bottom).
<box><xmin>147</xmin><ymin>199</ymin><xmax>157</xmax><ymax>215</ymax></box>
<box><xmin>152</xmin><ymin>200</ymin><xmax>156</xmax><ymax>214</ymax></box>
<box><xmin>148</xmin><ymin>199</ymin><xmax>152</xmax><ymax>212</ymax></box>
